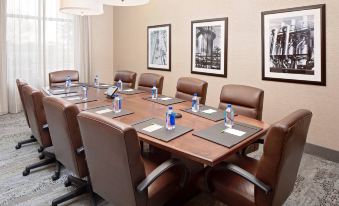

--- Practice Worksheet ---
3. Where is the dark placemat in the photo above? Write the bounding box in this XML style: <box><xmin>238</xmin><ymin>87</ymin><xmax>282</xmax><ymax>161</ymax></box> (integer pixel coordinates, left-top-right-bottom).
<box><xmin>133</xmin><ymin>118</ymin><xmax>193</xmax><ymax>142</ymax></box>
<box><xmin>87</xmin><ymin>106</ymin><xmax>134</xmax><ymax>118</ymax></box>
<box><xmin>193</xmin><ymin>122</ymin><xmax>262</xmax><ymax>148</ymax></box>
<box><xmin>62</xmin><ymin>96</ymin><xmax>98</xmax><ymax>104</ymax></box>
<box><xmin>144</xmin><ymin>95</ymin><xmax>186</xmax><ymax>106</ymax></box>
<box><xmin>48</xmin><ymin>87</ymin><xmax>79</xmax><ymax>95</ymax></box>
<box><xmin>118</xmin><ymin>89</ymin><xmax>146</xmax><ymax>95</ymax></box>
<box><xmin>181</xmin><ymin>105</ymin><xmax>224</xmax><ymax>122</ymax></box>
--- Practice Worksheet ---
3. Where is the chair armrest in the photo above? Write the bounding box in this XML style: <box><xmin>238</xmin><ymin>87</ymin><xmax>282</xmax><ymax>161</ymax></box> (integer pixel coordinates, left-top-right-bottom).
<box><xmin>76</xmin><ymin>146</ymin><xmax>84</xmax><ymax>155</ymax></box>
<box><xmin>137</xmin><ymin>158</ymin><xmax>190</xmax><ymax>193</ymax></box>
<box><xmin>205</xmin><ymin>162</ymin><xmax>271</xmax><ymax>195</ymax></box>
<box><xmin>42</xmin><ymin>124</ymin><xmax>49</xmax><ymax>130</ymax></box>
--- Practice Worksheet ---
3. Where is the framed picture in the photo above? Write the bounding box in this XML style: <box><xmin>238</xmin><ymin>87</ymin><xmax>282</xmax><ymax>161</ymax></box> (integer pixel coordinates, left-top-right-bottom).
<box><xmin>262</xmin><ymin>4</ymin><xmax>326</xmax><ymax>86</ymax></box>
<box><xmin>191</xmin><ymin>18</ymin><xmax>228</xmax><ymax>77</ymax></box>
<box><xmin>147</xmin><ymin>24</ymin><xmax>171</xmax><ymax>71</ymax></box>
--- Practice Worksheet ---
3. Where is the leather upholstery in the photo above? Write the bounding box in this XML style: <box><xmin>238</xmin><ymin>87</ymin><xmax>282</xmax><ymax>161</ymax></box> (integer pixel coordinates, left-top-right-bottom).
<box><xmin>16</xmin><ymin>79</ymin><xmax>30</xmax><ymax>128</ymax></box>
<box><xmin>49</xmin><ymin>70</ymin><xmax>79</xmax><ymax>87</ymax></box>
<box><xmin>219</xmin><ymin>84</ymin><xmax>264</xmax><ymax>120</ymax></box>
<box><xmin>138</xmin><ymin>73</ymin><xmax>164</xmax><ymax>94</ymax></box>
<box><xmin>202</xmin><ymin>109</ymin><xmax>312</xmax><ymax>206</ymax></box>
<box><xmin>77</xmin><ymin>112</ymin><xmax>180</xmax><ymax>206</ymax></box>
<box><xmin>114</xmin><ymin>70</ymin><xmax>137</xmax><ymax>89</ymax></box>
<box><xmin>43</xmin><ymin>97</ymin><xmax>88</xmax><ymax>178</ymax></box>
<box><xmin>22</xmin><ymin>85</ymin><xmax>52</xmax><ymax>147</ymax></box>
<box><xmin>175</xmin><ymin>77</ymin><xmax>208</xmax><ymax>104</ymax></box>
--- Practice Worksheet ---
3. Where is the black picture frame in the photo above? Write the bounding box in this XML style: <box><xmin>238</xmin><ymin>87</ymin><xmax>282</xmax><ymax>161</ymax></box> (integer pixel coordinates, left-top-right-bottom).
<box><xmin>147</xmin><ymin>24</ymin><xmax>171</xmax><ymax>72</ymax></box>
<box><xmin>262</xmin><ymin>4</ymin><xmax>326</xmax><ymax>86</ymax></box>
<box><xmin>191</xmin><ymin>18</ymin><xmax>228</xmax><ymax>78</ymax></box>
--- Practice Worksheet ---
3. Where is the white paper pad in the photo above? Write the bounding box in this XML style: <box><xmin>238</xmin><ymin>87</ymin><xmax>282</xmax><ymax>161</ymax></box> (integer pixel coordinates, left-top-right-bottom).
<box><xmin>201</xmin><ymin>109</ymin><xmax>217</xmax><ymax>114</ymax></box>
<box><xmin>124</xmin><ymin>89</ymin><xmax>134</xmax><ymax>92</ymax></box>
<box><xmin>53</xmin><ymin>89</ymin><xmax>65</xmax><ymax>92</ymax></box>
<box><xmin>142</xmin><ymin>124</ymin><xmax>163</xmax><ymax>133</ymax></box>
<box><xmin>67</xmin><ymin>97</ymin><xmax>81</xmax><ymax>101</ymax></box>
<box><xmin>223</xmin><ymin>128</ymin><xmax>246</xmax><ymax>137</ymax></box>
<box><xmin>95</xmin><ymin>108</ymin><xmax>113</xmax><ymax>114</ymax></box>
<box><xmin>159</xmin><ymin>97</ymin><xmax>172</xmax><ymax>101</ymax></box>
<box><xmin>100</xmin><ymin>84</ymin><xmax>110</xmax><ymax>87</ymax></box>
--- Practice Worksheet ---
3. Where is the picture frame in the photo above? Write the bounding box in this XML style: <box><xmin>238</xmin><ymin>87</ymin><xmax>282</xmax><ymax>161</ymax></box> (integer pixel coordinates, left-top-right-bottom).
<box><xmin>262</xmin><ymin>4</ymin><xmax>326</xmax><ymax>86</ymax></box>
<box><xmin>191</xmin><ymin>18</ymin><xmax>228</xmax><ymax>78</ymax></box>
<box><xmin>147</xmin><ymin>24</ymin><xmax>171</xmax><ymax>71</ymax></box>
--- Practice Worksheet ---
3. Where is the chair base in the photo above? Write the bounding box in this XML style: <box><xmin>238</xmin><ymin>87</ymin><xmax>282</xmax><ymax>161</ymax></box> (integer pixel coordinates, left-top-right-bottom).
<box><xmin>23</xmin><ymin>150</ymin><xmax>56</xmax><ymax>177</ymax></box>
<box><xmin>52</xmin><ymin>176</ymin><xmax>90</xmax><ymax>206</ymax></box>
<box><xmin>15</xmin><ymin>135</ymin><xmax>37</xmax><ymax>149</ymax></box>
<box><xmin>52</xmin><ymin>162</ymin><xmax>62</xmax><ymax>181</ymax></box>
<box><xmin>38</xmin><ymin>146</ymin><xmax>44</xmax><ymax>153</ymax></box>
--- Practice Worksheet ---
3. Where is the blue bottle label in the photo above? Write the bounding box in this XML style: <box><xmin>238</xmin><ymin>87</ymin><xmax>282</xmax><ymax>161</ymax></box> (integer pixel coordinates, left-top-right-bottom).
<box><xmin>192</xmin><ymin>99</ymin><xmax>196</xmax><ymax>107</ymax></box>
<box><xmin>170</xmin><ymin>113</ymin><xmax>175</xmax><ymax>126</ymax></box>
<box><xmin>118</xmin><ymin>99</ymin><xmax>122</xmax><ymax>109</ymax></box>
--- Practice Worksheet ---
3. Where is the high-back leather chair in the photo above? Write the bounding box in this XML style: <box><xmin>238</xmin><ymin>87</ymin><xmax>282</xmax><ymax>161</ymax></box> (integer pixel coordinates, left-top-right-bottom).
<box><xmin>219</xmin><ymin>84</ymin><xmax>264</xmax><ymax>121</ymax></box>
<box><xmin>77</xmin><ymin>112</ymin><xmax>189</xmax><ymax>206</ymax></box>
<box><xmin>15</xmin><ymin>79</ymin><xmax>37</xmax><ymax>149</ymax></box>
<box><xmin>43</xmin><ymin>97</ymin><xmax>90</xmax><ymax>206</ymax></box>
<box><xmin>114</xmin><ymin>70</ymin><xmax>137</xmax><ymax>89</ymax></box>
<box><xmin>49</xmin><ymin>70</ymin><xmax>79</xmax><ymax>87</ymax></box>
<box><xmin>203</xmin><ymin>109</ymin><xmax>312</xmax><ymax>206</ymax></box>
<box><xmin>175</xmin><ymin>77</ymin><xmax>208</xmax><ymax>104</ymax></box>
<box><xmin>138</xmin><ymin>73</ymin><xmax>164</xmax><ymax>94</ymax></box>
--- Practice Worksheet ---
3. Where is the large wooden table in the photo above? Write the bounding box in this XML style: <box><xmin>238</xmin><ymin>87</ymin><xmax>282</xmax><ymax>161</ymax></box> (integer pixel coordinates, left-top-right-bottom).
<box><xmin>43</xmin><ymin>86</ymin><xmax>270</xmax><ymax>166</ymax></box>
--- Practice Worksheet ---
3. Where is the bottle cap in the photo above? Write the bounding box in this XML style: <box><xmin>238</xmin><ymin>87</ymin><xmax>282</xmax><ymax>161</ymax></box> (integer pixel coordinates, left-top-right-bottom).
<box><xmin>227</xmin><ymin>104</ymin><xmax>232</xmax><ymax>108</ymax></box>
<box><xmin>169</xmin><ymin>106</ymin><xmax>173</xmax><ymax>110</ymax></box>
<box><xmin>194</xmin><ymin>93</ymin><xmax>197</xmax><ymax>96</ymax></box>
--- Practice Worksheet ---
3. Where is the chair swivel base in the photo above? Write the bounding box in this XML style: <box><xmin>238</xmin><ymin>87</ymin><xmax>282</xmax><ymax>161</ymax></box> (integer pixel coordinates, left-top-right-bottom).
<box><xmin>15</xmin><ymin>135</ymin><xmax>37</xmax><ymax>149</ymax></box>
<box><xmin>22</xmin><ymin>150</ymin><xmax>56</xmax><ymax>176</ymax></box>
<box><xmin>52</xmin><ymin>162</ymin><xmax>62</xmax><ymax>181</ymax></box>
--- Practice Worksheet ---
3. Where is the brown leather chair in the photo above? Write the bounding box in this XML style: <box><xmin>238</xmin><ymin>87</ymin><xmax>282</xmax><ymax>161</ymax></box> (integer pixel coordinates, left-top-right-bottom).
<box><xmin>49</xmin><ymin>70</ymin><xmax>79</xmax><ymax>87</ymax></box>
<box><xmin>114</xmin><ymin>70</ymin><xmax>137</xmax><ymax>89</ymax></box>
<box><xmin>77</xmin><ymin>112</ymin><xmax>190</xmax><ymax>206</ymax></box>
<box><xmin>43</xmin><ymin>97</ymin><xmax>90</xmax><ymax>206</ymax></box>
<box><xmin>21</xmin><ymin>85</ymin><xmax>57</xmax><ymax>177</ymax></box>
<box><xmin>138</xmin><ymin>73</ymin><xmax>164</xmax><ymax>94</ymax></box>
<box><xmin>15</xmin><ymin>79</ymin><xmax>37</xmax><ymax>149</ymax></box>
<box><xmin>202</xmin><ymin>109</ymin><xmax>312</xmax><ymax>206</ymax></box>
<box><xmin>175</xmin><ymin>77</ymin><xmax>208</xmax><ymax>104</ymax></box>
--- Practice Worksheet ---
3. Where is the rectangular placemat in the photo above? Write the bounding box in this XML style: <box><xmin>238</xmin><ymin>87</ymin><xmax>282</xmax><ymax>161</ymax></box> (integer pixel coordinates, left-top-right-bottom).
<box><xmin>48</xmin><ymin>87</ymin><xmax>79</xmax><ymax>95</ymax></box>
<box><xmin>181</xmin><ymin>105</ymin><xmax>225</xmax><ymax>122</ymax></box>
<box><xmin>118</xmin><ymin>89</ymin><xmax>146</xmax><ymax>95</ymax></box>
<box><xmin>144</xmin><ymin>95</ymin><xmax>186</xmax><ymax>106</ymax></box>
<box><xmin>193</xmin><ymin>122</ymin><xmax>262</xmax><ymax>148</ymax></box>
<box><xmin>62</xmin><ymin>96</ymin><xmax>98</xmax><ymax>104</ymax></box>
<box><xmin>91</xmin><ymin>84</ymin><xmax>114</xmax><ymax>89</ymax></box>
<box><xmin>87</xmin><ymin>106</ymin><xmax>134</xmax><ymax>118</ymax></box>
<box><xmin>133</xmin><ymin>118</ymin><xmax>193</xmax><ymax>142</ymax></box>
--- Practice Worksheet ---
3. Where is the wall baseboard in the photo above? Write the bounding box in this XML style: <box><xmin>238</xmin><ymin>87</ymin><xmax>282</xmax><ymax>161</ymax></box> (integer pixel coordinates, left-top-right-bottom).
<box><xmin>304</xmin><ymin>143</ymin><xmax>339</xmax><ymax>163</ymax></box>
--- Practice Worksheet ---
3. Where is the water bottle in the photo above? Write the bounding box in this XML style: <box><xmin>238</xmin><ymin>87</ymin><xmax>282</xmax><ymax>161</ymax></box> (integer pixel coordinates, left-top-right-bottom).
<box><xmin>82</xmin><ymin>84</ymin><xmax>88</xmax><ymax>101</ymax></box>
<box><xmin>113</xmin><ymin>94</ymin><xmax>122</xmax><ymax>113</ymax></box>
<box><xmin>94</xmin><ymin>75</ymin><xmax>99</xmax><ymax>87</ymax></box>
<box><xmin>151</xmin><ymin>81</ymin><xmax>158</xmax><ymax>99</ymax></box>
<box><xmin>117</xmin><ymin>79</ymin><xmax>123</xmax><ymax>91</ymax></box>
<box><xmin>166</xmin><ymin>106</ymin><xmax>175</xmax><ymax>130</ymax></box>
<box><xmin>192</xmin><ymin>93</ymin><xmax>200</xmax><ymax>112</ymax></box>
<box><xmin>224</xmin><ymin>104</ymin><xmax>235</xmax><ymax>128</ymax></box>
<box><xmin>65</xmin><ymin>75</ymin><xmax>71</xmax><ymax>92</ymax></box>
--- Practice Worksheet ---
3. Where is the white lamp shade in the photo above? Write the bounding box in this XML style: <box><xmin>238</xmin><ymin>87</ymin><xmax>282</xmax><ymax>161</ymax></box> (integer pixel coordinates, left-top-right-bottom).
<box><xmin>104</xmin><ymin>0</ymin><xmax>149</xmax><ymax>6</ymax></box>
<box><xmin>59</xmin><ymin>0</ymin><xmax>104</xmax><ymax>16</ymax></box>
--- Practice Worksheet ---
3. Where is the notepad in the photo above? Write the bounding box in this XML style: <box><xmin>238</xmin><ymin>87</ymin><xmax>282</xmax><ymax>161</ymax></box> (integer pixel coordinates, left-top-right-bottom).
<box><xmin>223</xmin><ymin>128</ymin><xmax>246</xmax><ymax>137</ymax></box>
<box><xmin>53</xmin><ymin>89</ymin><xmax>65</xmax><ymax>93</ymax></box>
<box><xmin>142</xmin><ymin>124</ymin><xmax>163</xmax><ymax>133</ymax></box>
<box><xmin>202</xmin><ymin>109</ymin><xmax>217</xmax><ymax>114</ymax></box>
<box><xmin>67</xmin><ymin>97</ymin><xmax>81</xmax><ymax>101</ymax></box>
<box><xmin>159</xmin><ymin>97</ymin><xmax>172</xmax><ymax>101</ymax></box>
<box><xmin>95</xmin><ymin>108</ymin><xmax>113</xmax><ymax>114</ymax></box>
<box><xmin>124</xmin><ymin>89</ymin><xmax>134</xmax><ymax>92</ymax></box>
<box><xmin>100</xmin><ymin>84</ymin><xmax>110</xmax><ymax>87</ymax></box>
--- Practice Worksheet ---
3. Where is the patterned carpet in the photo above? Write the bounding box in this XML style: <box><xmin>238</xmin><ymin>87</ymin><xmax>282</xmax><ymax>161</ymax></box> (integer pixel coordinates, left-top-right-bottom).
<box><xmin>0</xmin><ymin>113</ymin><xmax>338</xmax><ymax>206</ymax></box>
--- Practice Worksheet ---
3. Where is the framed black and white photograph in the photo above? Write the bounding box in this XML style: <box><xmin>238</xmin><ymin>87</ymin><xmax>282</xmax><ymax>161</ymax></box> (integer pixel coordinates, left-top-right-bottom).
<box><xmin>191</xmin><ymin>18</ymin><xmax>228</xmax><ymax>77</ymax></box>
<box><xmin>147</xmin><ymin>24</ymin><xmax>171</xmax><ymax>71</ymax></box>
<box><xmin>262</xmin><ymin>4</ymin><xmax>326</xmax><ymax>86</ymax></box>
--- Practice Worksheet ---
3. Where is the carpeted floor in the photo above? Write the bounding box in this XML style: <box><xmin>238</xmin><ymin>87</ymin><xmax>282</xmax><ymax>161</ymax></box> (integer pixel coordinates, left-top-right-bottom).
<box><xmin>0</xmin><ymin>113</ymin><xmax>338</xmax><ymax>206</ymax></box>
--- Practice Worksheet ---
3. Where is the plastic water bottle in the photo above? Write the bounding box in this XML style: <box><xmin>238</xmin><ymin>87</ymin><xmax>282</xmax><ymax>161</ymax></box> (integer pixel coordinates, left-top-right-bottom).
<box><xmin>117</xmin><ymin>79</ymin><xmax>123</xmax><ymax>91</ymax></box>
<box><xmin>113</xmin><ymin>94</ymin><xmax>122</xmax><ymax>113</ymax></box>
<box><xmin>65</xmin><ymin>75</ymin><xmax>71</xmax><ymax>92</ymax></box>
<box><xmin>166</xmin><ymin>106</ymin><xmax>175</xmax><ymax>130</ymax></box>
<box><xmin>82</xmin><ymin>84</ymin><xmax>88</xmax><ymax>101</ymax></box>
<box><xmin>151</xmin><ymin>82</ymin><xmax>158</xmax><ymax>99</ymax></box>
<box><xmin>94</xmin><ymin>75</ymin><xmax>99</xmax><ymax>87</ymax></box>
<box><xmin>224</xmin><ymin>104</ymin><xmax>235</xmax><ymax>128</ymax></box>
<box><xmin>192</xmin><ymin>93</ymin><xmax>200</xmax><ymax>112</ymax></box>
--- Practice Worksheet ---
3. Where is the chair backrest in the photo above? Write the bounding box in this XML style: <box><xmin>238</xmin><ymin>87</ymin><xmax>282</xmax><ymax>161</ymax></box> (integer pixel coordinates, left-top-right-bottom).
<box><xmin>22</xmin><ymin>85</ymin><xmax>52</xmax><ymax>147</ymax></box>
<box><xmin>77</xmin><ymin>112</ymin><xmax>148</xmax><ymax>206</ymax></box>
<box><xmin>138</xmin><ymin>73</ymin><xmax>164</xmax><ymax>94</ymax></box>
<box><xmin>255</xmin><ymin>109</ymin><xmax>312</xmax><ymax>206</ymax></box>
<box><xmin>175</xmin><ymin>77</ymin><xmax>208</xmax><ymax>104</ymax></box>
<box><xmin>43</xmin><ymin>97</ymin><xmax>88</xmax><ymax>178</ymax></box>
<box><xmin>219</xmin><ymin>84</ymin><xmax>264</xmax><ymax>120</ymax></box>
<box><xmin>49</xmin><ymin>70</ymin><xmax>79</xmax><ymax>87</ymax></box>
<box><xmin>16</xmin><ymin>79</ymin><xmax>30</xmax><ymax>128</ymax></box>
<box><xmin>114</xmin><ymin>70</ymin><xmax>137</xmax><ymax>89</ymax></box>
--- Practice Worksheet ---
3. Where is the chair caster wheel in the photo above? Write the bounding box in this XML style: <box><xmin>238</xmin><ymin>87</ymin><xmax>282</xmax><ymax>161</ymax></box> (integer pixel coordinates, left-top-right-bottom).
<box><xmin>64</xmin><ymin>180</ymin><xmax>72</xmax><ymax>187</ymax></box>
<box><xmin>52</xmin><ymin>173</ymin><xmax>60</xmax><ymax>181</ymax></box>
<box><xmin>15</xmin><ymin>144</ymin><xmax>21</xmax><ymax>149</ymax></box>
<box><xmin>23</xmin><ymin>169</ymin><xmax>30</xmax><ymax>176</ymax></box>
<box><xmin>38</xmin><ymin>147</ymin><xmax>44</xmax><ymax>153</ymax></box>
<box><xmin>39</xmin><ymin>154</ymin><xmax>45</xmax><ymax>160</ymax></box>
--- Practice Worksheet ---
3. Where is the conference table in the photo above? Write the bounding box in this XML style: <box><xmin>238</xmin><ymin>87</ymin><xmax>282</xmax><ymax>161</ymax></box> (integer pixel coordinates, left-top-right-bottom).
<box><xmin>42</xmin><ymin>85</ymin><xmax>270</xmax><ymax>167</ymax></box>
